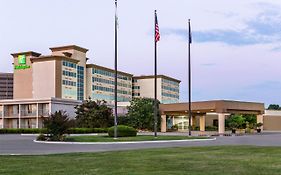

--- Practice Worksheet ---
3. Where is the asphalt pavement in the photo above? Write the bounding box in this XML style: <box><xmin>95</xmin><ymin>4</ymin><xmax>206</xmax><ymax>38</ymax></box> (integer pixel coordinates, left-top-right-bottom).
<box><xmin>1</xmin><ymin>132</ymin><xmax>281</xmax><ymax>155</ymax></box>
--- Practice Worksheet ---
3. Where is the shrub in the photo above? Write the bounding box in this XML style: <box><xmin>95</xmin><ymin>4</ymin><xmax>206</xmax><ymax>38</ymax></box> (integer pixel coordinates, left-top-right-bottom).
<box><xmin>108</xmin><ymin>125</ymin><xmax>137</xmax><ymax>137</ymax></box>
<box><xmin>205</xmin><ymin>126</ymin><xmax>218</xmax><ymax>131</ymax></box>
<box><xmin>36</xmin><ymin>133</ymin><xmax>46</xmax><ymax>141</ymax></box>
<box><xmin>67</xmin><ymin>128</ymin><xmax>108</xmax><ymax>134</ymax></box>
<box><xmin>43</xmin><ymin>111</ymin><xmax>72</xmax><ymax>141</ymax></box>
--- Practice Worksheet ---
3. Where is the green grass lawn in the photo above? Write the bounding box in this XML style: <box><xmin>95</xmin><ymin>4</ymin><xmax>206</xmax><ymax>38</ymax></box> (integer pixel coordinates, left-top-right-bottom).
<box><xmin>66</xmin><ymin>135</ymin><xmax>208</xmax><ymax>142</ymax></box>
<box><xmin>1</xmin><ymin>146</ymin><xmax>281</xmax><ymax>175</ymax></box>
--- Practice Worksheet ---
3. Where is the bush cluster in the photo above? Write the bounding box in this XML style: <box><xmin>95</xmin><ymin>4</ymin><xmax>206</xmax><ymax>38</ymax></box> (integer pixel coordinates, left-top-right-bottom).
<box><xmin>67</xmin><ymin>128</ymin><xmax>108</xmax><ymax>134</ymax></box>
<box><xmin>108</xmin><ymin>125</ymin><xmax>137</xmax><ymax>137</ymax></box>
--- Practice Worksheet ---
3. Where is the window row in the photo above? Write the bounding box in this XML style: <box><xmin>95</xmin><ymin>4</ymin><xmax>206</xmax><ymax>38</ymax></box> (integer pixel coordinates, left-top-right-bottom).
<box><xmin>162</xmin><ymin>79</ymin><xmax>179</xmax><ymax>86</ymax></box>
<box><xmin>162</xmin><ymin>92</ymin><xmax>179</xmax><ymax>99</ymax></box>
<box><xmin>63</xmin><ymin>70</ymin><xmax>77</xmax><ymax>78</ymax></box>
<box><xmin>62</xmin><ymin>80</ymin><xmax>76</xmax><ymax>87</ymax></box>
<box><xmin>62</xmin><ymin>60</ymin><xmax>77</xmax><ymax>68</ymax></box>
<box><xmin>92</xmin><ymin>68</ymin><xmax>132</xmax><ymax>81</ymax></box>
<box><xmin>93</xmin><ymin>85</ymin><xmax>131</xmax><ymax>95</ymax></box>
<box><xmin>162</xmin><ymin>85</ymin><xmax>179</xmax><ymax>93</ymax></box>
<box><xmin>92</xmin><ymin>77</ymin><xmax>131</xmax><ymax>88</ymax></box>
<box><xmin>92</xmin><ymin>93</ymin><xmax>131</xmax><ymax>102</ymax></box>
<box><xmin>132</xmin><ymin>93</ymin><xmax>140</xmax><ymax>96</ymax></box>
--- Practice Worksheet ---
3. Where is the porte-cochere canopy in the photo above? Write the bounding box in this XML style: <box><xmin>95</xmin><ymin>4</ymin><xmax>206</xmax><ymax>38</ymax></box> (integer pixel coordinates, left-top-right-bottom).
<box><xmin>159</xmin><ymin>100</ymin><xmax>265</xmax><ymax>133</ymax></box>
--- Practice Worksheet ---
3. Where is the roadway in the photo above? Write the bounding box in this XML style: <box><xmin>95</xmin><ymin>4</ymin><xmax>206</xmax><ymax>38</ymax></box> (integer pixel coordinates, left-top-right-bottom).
<box><xmin>1</xmin><ymin>132</ymin><xmax>281</xmax><ymax>155</ymax></box>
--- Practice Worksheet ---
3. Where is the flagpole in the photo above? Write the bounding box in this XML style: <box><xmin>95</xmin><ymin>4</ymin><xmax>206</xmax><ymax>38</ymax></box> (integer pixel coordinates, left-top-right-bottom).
<box><xmin>188</xmin><ymin>19</ymin><xmax>192</xmax><ymax>136</ymax></box>
<box><xmin>154</xmin><ymin>10</ymin><xmax>158</xmax><ymax>138</ymax></box>
<box><xmin>114</xmin><ymin>0</ymin><xmax>118</xmax><ymax>139</ymax></box>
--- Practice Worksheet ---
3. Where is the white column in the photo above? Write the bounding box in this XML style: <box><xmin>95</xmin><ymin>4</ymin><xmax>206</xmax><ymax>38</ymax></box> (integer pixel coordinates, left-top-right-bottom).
<box><xmin>49</xmin><ymin>102</ymin><xmax>52</xmax><ymax>115</ymax></box>
<box><xmin>36</xmin><ymin>103</ymin><xmax>39</xmax><ymax>128</ymax></box>
<box><xmin>161</xmin><ymin>115</ymin><xmax>167</xmax><ymax>132</ymax></box>
<box><xmin>18</xmin><ymin>104</ymin><xmax>21</xmax><ymax>129</ymax></box>
<box><xmin>191</xmin><ymin>116</ymin><xmax>196</xmax><ymax>126</ymax></box>
<box><xmin>199</xmin><ymin>115</ymin><xmax>206</xmax><ymax>132</ymax></box>
<box><xmin>218</xmin><ymin>113</ymin><xmax>226</xmax><ymax>134</ymax></box>
<box><xmin>1</xmin><ymin>105</ymin><xmax>4</xmax><ymax>129</ymax></box>
<box><xmin>257</xmin><ymin>114</ymin><xmax>264</xmax><ymax>131</ymax></box>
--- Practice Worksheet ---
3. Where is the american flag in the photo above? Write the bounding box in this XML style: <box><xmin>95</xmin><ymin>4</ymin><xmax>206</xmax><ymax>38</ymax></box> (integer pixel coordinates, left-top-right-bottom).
<box><xmin>155</xmin><ymin>11</ymin><xmax>160</xmax><ymax>42</ymax></box>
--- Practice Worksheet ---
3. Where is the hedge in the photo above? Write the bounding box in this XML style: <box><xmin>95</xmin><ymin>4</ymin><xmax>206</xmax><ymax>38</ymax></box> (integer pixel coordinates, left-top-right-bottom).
<box><xmin>67</xmin><ymin>128</ymin><xmax>108</xmax><ymax>134</ymax></box>
<box><xmin>108</xmin><ymin>125</ymin><xmax>137</xmax><ymax>137</ymax></box>
<box><xmin>0</xmin><ymin>128</ymin><xmax>108</xmax><ymax>134</ymax></box>
<box><xmin>0</xmin><ymin>128</ymin><xmax>47</xmax><ymax>134</ymax></box>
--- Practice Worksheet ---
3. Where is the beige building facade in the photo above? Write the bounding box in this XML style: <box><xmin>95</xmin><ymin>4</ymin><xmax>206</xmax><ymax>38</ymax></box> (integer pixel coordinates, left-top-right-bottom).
<box><xmin>10</xmin><ymin>45</ymin><xmax>180</xmax><ymax>103</ymax></box>
<box><xmin>0</xmin><ymin>44</ymin><xmax>182</xmax><ymax>128</ymax></box>
<box><xmin>0</xmin><ymin>98</ymin><xmax>81</xmax><ymax>129</ymax></box>
<box><xmin>133</xmin><ymin>75</ymin><xmax>180</xmax><ymax>104</ymax></box>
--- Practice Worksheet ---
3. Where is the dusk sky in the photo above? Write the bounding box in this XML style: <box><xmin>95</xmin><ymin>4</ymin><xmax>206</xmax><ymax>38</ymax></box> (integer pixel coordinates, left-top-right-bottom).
<box><xmin>1</xmin><ymin>0</ymin><xmax>281</xmax><ymax>106</ymax></box>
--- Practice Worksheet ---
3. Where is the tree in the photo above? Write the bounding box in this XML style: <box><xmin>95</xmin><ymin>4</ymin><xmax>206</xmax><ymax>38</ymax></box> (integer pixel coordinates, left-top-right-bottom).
<box><xmin>242</xmin><ymin>114</ymin><xmax>257</xmax><ymax>129</ymax></box>
<box><xmin>226</xmin><ymin>114</ymin><xmax>245</xmax><ymax>129</ymax></box>
<box><xmin>75</xmin><ymin>98</ymin><xmax>113</xmax><ymax>128</ymax></box>
<box><xmin>268</xmin><ymin>104</ymin><xmax>281</xmax><ymax>110</ymax></box>
<box><xmin>126</xmin><ymin>98</ymin><xmax>160</xmax><ymax>131</ymax></box>
<box><xmin>43</xmin><ymin>111</ymin><xmax>73</xmax><ymax>141</ymax></box>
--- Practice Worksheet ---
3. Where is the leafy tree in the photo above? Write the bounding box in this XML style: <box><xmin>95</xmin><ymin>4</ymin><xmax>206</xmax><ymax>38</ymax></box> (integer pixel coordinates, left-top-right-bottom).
<box><xmin>75</xmin><ymin>98</ymin><xmax>113</xmax><ymax>128</ymax></box>
<box><xmin>268</xmin><ymin>104</ymin><xmax>281</xmax><ymax>110</ymax></box>
<box><xmin>126</xmin><ymin>98</ymin><xmax>160</xmax><ymax>131</ymax></box>
<box><xmin>226</xmin><ymin>114</ymin><xmax>245</xmax><ymax>129</ymax></box>
<box><xmin>43</xmin><ymin>111</ymin><xmax>73</xmax><ymax>141</ymax></box>
<box><xmin>242</xmin><ymin>114</ymin><xmax>257</xmax><ymax>129</ymax></box>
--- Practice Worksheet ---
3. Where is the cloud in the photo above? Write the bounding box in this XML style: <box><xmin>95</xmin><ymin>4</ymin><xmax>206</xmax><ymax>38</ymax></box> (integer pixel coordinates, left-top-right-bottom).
<box><xmin>200</xmin><ymin>63</ymin><xmax>216</xmax><ymax>67</ymax></box>
<box><xmin>162</xmin><ymin>3</ymin><xmax>281</xmax><ymax>46</ymax></box>
<box><xmin>246</xmin><ymin>81</ymin><xmax>281</xmax><ymax>91</ymax></box>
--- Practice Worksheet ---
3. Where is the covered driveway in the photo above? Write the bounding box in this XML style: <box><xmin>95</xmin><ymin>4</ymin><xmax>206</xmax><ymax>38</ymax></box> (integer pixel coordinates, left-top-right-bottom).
<box><xmin>160</xmin><ymin>100</ymin><xmax>265</xmax><ymax>134</ymax></box>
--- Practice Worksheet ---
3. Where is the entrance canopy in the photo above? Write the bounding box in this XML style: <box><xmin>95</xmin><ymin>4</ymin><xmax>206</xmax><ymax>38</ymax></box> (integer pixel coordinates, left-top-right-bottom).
<box><xmin>159</xmin><ymin>100</ymin><xmax>265</xmax><ymax>133</ymax></box>
<box><xmin>160</xmin><ymin>100</ymin><xmax>265</xmax><ymax>115</ymax></box>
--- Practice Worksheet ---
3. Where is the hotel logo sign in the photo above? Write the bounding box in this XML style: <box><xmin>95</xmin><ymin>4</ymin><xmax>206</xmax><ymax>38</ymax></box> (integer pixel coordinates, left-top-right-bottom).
<box><xmin>14</xmin><ymin>55</ymin><xmax>31</xmax><ymax>70</ymax></box>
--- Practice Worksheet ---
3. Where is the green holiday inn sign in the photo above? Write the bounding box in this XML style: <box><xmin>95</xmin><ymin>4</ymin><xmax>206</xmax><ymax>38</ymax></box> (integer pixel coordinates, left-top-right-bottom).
<box><xmin>14</xmin><ymin>55</ymin><xmax>31</xmax><ymax>70</ymax></box>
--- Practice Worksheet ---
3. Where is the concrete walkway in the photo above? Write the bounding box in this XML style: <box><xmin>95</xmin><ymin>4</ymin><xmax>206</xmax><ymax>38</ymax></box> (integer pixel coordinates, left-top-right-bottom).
<box><xmin>1</xmin><ymin>132</ymin><xmax>281</xmax><ymax>155</ymax></box>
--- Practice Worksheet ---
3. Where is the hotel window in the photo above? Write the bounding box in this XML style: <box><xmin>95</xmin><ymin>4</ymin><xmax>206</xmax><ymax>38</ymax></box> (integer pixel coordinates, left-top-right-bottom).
<box><xmin>77</xmin><ymin>66</ymin><xmax>84</xmax><ymax>101</ymax></box>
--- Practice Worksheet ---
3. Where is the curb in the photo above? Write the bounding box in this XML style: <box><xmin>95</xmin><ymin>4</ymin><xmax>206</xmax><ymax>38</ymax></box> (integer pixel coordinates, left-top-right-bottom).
<box><xmin>34</xmin><ymin>138</ymin><xmax>216</xmax><ymax>145</ymax></box>
<box><xmin>21</xmin><ymin>133</ymin><xmax>99</xmax><ymax>136</ymax></box>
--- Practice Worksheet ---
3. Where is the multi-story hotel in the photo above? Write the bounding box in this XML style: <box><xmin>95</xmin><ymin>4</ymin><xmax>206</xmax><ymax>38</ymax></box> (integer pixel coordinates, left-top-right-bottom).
<box><xmin>0</xmin><ymin>73</ymin><xmax>13</xmax><ymax>100</ymax></box>
<box><xmin>86</xmin><ymin>64</ymin><xmax>133</xmax><ymax>102</ymax></box>
<box><xmin>0</xmin><ymin>45</ymin><xmax>181</xmax><ymax>129</ymax></box>
<box><xmin>133</xmin><ymin>75</ymin><xmax>180</xmax><ymax>104</ymax></box>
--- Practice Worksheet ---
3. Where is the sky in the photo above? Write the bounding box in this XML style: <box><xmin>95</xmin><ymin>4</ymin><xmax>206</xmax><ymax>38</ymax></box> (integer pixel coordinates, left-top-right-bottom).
<box><xmin>0</xmin><ymin>0</ymin><xmax>281</xmax><ymax>106</ymax></box>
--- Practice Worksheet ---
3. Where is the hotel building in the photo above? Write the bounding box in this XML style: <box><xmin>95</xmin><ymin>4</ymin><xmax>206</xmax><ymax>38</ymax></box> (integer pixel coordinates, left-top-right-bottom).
<box><xmin>0</xmin><ymin>73</ymin><xmax>13</xmax><ymax>100</ymax></box>
<box><xmin>86</xmin><ymin>64</ymin><xmax>133</xmax><ymax>103</ymax></box>
<box><xmin>133</xmin><ymin>75</ymin><xmax>180</xmax><ymax>104</ymax></box>
<box><xmin>0</xmin><ymin>45</ymin><xmax>181</xmax><ymax>129</ymax></box>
